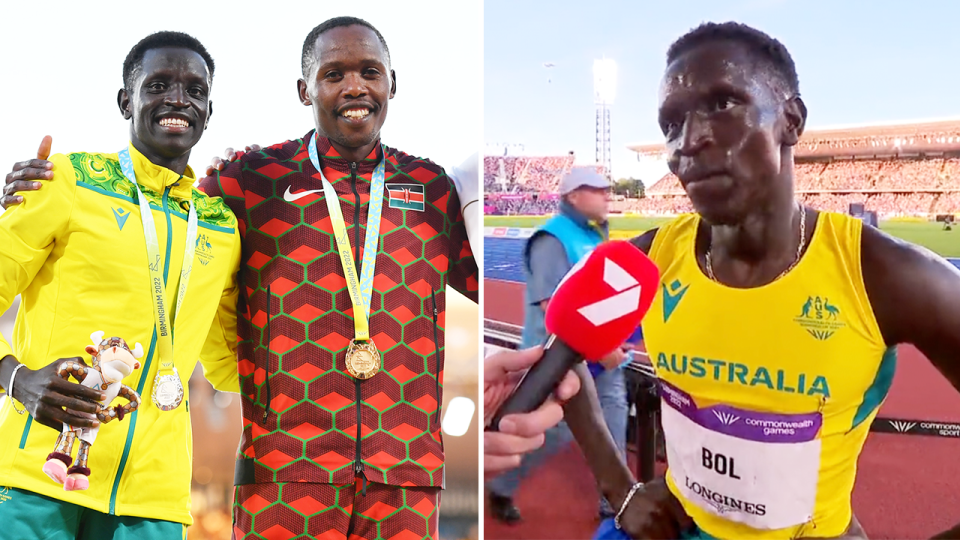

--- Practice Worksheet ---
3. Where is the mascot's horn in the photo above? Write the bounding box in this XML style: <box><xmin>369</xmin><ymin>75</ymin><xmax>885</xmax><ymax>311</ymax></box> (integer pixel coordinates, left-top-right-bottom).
<box><xmin>133</xmin><ymin>343</ymin><xmax>144</xmax><ymax>359</ymax></box>
<box><xmin>90</xmin><ymin>331</ymin><xmax>105</xmax><ymax>345</ymax></box>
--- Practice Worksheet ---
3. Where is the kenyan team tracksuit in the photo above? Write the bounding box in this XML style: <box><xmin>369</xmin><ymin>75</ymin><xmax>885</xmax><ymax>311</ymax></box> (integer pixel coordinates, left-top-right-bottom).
<box><xmin>198</xmin><ymin>132</ymin><xmax>478</xmax><ymax>539</ymax></box>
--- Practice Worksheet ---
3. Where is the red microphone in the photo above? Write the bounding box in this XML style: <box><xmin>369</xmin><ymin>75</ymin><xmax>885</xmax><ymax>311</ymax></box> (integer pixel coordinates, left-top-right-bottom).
<box><xmin>488</xmin><ymin>240</ymin><xmax>660</xmax><ymax>431</ymax></box>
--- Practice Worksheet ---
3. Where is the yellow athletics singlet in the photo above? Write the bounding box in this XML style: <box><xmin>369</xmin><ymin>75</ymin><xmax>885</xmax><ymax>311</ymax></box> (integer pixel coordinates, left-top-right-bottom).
<box><xmin>643</xmin><ymin>212</ymin><xmax>894</xmax><ymax>540</ymax></box>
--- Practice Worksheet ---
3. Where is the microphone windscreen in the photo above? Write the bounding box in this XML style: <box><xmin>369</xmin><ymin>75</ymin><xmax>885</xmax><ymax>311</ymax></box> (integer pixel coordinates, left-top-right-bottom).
<box><xmin>545</xmin><ymin>240</ymin><xmax>660</xmax><ymax>360</ymax></box>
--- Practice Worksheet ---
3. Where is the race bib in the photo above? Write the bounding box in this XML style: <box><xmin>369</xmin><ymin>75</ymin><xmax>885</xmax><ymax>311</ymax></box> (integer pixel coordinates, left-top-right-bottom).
<box><xmin>660</xmin><ymin>380</ymin><xmax>822</xmax><ymax>530</ymax></box>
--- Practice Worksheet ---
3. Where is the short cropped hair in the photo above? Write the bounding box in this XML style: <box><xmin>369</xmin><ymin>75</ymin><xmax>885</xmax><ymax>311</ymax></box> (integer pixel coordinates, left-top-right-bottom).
<box><xmin>122</xmin><ymin>31</ymin><xmax>215</xmax><ymax>90</ymax></box>
<box><xmin>301</xmin><ymin>16</ymin><xmax>391</xmax><ymax>80</ymax></box>
<box><xmin>667</xmin><ymin>22</ymin><xmax>799</xmax><ymax>95</ymax></box>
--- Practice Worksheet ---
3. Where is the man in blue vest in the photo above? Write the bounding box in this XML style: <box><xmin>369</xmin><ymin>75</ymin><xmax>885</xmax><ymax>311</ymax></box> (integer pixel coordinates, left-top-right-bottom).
<box><xmin>488</xmin><ymin>168</ymin><xmax>631</xmax><ymax>524</ymax></box>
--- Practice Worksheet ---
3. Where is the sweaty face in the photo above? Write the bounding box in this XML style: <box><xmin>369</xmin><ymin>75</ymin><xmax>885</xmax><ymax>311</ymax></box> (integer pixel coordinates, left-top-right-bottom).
<box><xmin>658</xmin><ymin>42</ymin><xmax>791</xmax><ymax>225</ymax></box>
<box><xmin>125</xmin><ymin>47</ymin><xmax>211</xmax><ymax>163</ymax></box>
<box><xmin>301</xmin><ymin>25</ymin><xmax>395</xmax><ymax>155</ymax></box>
<box><xmin>568</xmin><ymin>187</ymin><xmax>610</xmax><ymax>222</ymax></box>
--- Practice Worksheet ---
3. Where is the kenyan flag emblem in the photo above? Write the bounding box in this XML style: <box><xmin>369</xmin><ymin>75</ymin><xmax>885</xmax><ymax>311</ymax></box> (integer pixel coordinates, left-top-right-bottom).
<box><xmin>386</xmin><ymin>184</ymin><xmax>425</xmax><ymax>212</ymax></box>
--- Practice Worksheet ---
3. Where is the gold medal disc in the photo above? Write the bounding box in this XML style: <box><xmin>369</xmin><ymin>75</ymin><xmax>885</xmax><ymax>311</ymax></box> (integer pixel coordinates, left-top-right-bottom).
<box><xmin>345</xmin><ymin>340</ymin><xmax>381</xmax><ymax>379</ymax></box>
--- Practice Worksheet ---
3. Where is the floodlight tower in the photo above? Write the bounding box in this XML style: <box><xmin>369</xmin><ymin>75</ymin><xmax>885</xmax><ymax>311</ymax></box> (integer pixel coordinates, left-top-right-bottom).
<box><xmin>594</xmin><ymin>58</ymin><xmax>616</xmax><ymax>180</ymax></box>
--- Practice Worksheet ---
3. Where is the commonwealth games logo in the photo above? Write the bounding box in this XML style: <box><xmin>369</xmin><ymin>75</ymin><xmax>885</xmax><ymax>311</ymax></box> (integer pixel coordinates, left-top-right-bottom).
<box><xmin>889</xmin><ymin>420</ymin><xmax>917</xmax><ymax>433</ymax></box>
<box><xmin>793</xmin><ymin>295</ymin><xmax>846</xmax><ymax>341</ymax></box>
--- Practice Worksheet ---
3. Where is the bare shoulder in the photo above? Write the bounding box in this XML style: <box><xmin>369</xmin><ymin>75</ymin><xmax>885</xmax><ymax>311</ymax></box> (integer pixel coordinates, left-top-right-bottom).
<box><xmin>861</xmin><ymin>223</ymin><xmax>960</xmax><ymax>346</ymax></box>
<box><xmin>860</xmin><ymin>222</ymin><xmax>955</xmax><ymax>278</ymax></box>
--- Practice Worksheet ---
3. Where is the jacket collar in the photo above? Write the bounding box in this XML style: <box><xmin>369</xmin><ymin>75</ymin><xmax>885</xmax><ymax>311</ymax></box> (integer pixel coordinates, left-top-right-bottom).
<box><xmin>308</xmin><ymin>131</ymin><xmax>384</xmax><ymax>179</ymax></box>
<box><xmin>125</xmin><ymin>142</ymin><xmax>196</xmax><ymax>200</ymax></box>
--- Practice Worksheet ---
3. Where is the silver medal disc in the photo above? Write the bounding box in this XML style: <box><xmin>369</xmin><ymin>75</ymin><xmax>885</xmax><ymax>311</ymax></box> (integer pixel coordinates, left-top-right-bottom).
<box><xmin>152</xmin><ymin>370</ymin><xmax>184</xmax><ymax>411</ymax></box>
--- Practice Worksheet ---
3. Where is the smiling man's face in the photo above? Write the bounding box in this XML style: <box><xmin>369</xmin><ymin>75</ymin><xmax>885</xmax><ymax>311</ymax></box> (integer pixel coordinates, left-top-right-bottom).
<box><xmin>122</xmin><ymin>47</ymin><xmax>211</xmax><ymax>165</ymax></box>
<box><xmin>299</xmin><ymin>24</ymin><xmax>396</xmax><ymax>159</ymax></box>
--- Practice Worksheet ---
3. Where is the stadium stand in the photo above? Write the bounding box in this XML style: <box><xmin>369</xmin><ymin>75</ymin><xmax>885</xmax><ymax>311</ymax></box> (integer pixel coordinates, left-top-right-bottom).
<box><xmin>630</xmin><ymin>119</ymin><xmax>960</xmax><ymax>217</ymax></box>
<box><xmin>484</xmin><ymin>154</ymin><xmax>606</xmax><ymax>215</ymax></box>
<box><xmin>485</xmin><ymin>119</ymin><xmax>960</xmax><ymax>217</ymax></box>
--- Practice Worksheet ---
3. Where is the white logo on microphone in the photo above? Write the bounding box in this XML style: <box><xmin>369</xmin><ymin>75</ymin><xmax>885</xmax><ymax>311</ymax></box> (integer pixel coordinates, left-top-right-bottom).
<box><xmin>577</xmin><ymin>259</ymin><xmax>643</xmax><ymax>326</ymax></box>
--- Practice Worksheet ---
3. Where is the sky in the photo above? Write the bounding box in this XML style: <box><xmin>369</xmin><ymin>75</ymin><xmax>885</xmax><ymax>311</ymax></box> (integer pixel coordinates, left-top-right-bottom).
<box><xmin>484</xmin><ymin>0</ymin><xmax>960</xmax><ymax>185</ymax></box>
<box><xmin>0</xmin><ymin>0</ymin><xmax>481</xmax><ymax>189</ymax></box>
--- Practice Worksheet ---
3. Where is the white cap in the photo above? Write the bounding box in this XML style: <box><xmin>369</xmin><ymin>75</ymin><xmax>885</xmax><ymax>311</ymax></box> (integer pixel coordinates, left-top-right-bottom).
<box><xmin>560</xmin><ymin>168</ymin><xmax>610</xmax><ymax>195</ymax></box>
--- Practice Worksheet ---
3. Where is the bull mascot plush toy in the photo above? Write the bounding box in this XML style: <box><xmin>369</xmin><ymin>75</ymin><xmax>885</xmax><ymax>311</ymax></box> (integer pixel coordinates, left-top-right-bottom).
<box><xmin>41</xmin><ymin>331</ymin><xmax>143</xmax><ymax>491</ymax></box>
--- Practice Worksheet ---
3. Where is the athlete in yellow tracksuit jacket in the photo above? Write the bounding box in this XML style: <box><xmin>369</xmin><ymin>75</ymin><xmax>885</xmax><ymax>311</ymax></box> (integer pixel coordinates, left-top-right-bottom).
<box><xmin>0</xmin><ymin>142</ymin><xmax>240</xmax><ymax>529</ymax></box>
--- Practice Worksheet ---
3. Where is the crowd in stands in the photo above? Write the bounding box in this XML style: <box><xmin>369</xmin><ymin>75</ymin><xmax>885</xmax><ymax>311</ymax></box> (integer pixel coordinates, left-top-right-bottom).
<box><xmin>484</xmin><ymin>155</ymin><xmax>576</xmax><ymax>194</ymax></box>
<box><xmin>484</xmin><ymin>155</ymin><xmax>960</xmax><ymax>217</ymax></box>
<box><xmin>486</xmin><ymin>197</ymin><xmax>560</xmax><ymax>215</ymax></box>
<box><xmin>796</xmin><ymin>129</ymin><xmax>960</xmax><ymax>154</ymax></box>
<box><xmin>634</xmin><ymin>157</ymin><xmax>960</xmax><ymax>217</ymax></box>
<box><xmin>484</xmin><ymin>155</ymin><xmax>603</xmax><ymax>214</ymax></box>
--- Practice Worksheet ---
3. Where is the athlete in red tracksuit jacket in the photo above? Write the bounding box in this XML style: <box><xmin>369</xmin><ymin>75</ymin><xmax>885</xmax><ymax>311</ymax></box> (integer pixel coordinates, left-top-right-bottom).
<box><xmin>200</xmin><ymin>127</ymin><xmax>476</xmax><ymax>539</ymax></box>
<box><xmin>198</xmin><ymin>16</ymin><xmax>479</xmax><ymax>540</ymax></box>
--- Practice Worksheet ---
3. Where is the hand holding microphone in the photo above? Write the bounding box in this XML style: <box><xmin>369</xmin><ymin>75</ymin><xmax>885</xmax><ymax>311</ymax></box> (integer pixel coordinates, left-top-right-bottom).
<box><xmin>483</xmin><ymin>346</ymin><xmax>581</xmax><ymax>477</ymax></box>
<box><xmin>487</xmin><ymin>240</ymin><xmax>660</xmax><ymax>431</ymax></box>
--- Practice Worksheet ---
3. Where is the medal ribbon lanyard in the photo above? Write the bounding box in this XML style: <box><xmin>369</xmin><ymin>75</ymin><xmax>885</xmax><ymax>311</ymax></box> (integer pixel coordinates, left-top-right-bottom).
<box><xmin>119</xmin><ymin>146</ymin><xmax>198</xmax><ymax>409</ymax></box>
<box><xmin>307</xmin><ymin>133</ymin><xmax>386</xmax><ymax>343</ymax></box>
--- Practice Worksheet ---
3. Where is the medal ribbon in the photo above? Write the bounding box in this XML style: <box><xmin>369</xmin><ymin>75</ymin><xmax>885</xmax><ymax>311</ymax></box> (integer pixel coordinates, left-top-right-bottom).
<box><xmin>307</xmin><ymin>133</ymin><xmax>386</xmax><ymax>342</ymax></box>
<box><xmin>119</xmin><ymin>146</ymin><xmax>198</xmax><ymax>391</ymax></box>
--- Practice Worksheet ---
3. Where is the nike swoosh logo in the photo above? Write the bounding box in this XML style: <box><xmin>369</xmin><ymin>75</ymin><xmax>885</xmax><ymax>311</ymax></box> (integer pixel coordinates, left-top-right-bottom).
<box><xmin>662</xmin><ymin>282</ymin><xmax>690</xmax><ymax>323</ymax></box>
<box><xmin>283</xmin><ymin>185</ymin><xmax>324</xmax><ymax>202</ymax></box>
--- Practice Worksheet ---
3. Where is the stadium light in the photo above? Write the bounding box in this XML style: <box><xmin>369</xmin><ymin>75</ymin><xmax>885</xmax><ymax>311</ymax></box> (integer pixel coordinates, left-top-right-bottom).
<box><xmin>594</xmin><ymin>58</ymin><xmax>617</xmax><ymax>105</ymax></box>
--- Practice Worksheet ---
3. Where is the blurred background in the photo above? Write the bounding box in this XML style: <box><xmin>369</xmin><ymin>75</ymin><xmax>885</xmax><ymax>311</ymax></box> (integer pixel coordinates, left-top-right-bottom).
<box><xmin>0</xmin><ymin>0</ymin><xmax>481</xmax><ymax>538</ymax></box>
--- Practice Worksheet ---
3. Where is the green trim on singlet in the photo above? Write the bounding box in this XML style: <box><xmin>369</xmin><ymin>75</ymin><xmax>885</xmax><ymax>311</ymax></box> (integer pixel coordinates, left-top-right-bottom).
<box><xmin>851</xmin><ymin>346</ymin><xmax>898</xmax><ymax>430</ymax></box>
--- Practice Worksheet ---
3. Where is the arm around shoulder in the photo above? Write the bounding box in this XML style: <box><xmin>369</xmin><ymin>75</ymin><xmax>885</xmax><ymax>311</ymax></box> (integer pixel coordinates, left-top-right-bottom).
<box><xmin>0</xmin><ymin>153</ymin><xmax>78</xmax><ymax>360</ymax></box>
<box><xmin>197</xmin><ymin>162</ymin><xmax>247</xmax><ymax>220</ymax></box>
<box><xmin>0</xmin><ymin>152</ymin><xmax>78</xmax><ymax>242</ymax></box>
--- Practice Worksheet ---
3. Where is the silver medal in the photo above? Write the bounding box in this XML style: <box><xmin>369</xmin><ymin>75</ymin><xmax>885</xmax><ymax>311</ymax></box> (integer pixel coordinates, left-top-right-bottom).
<box><xmin>152</xmin><ymin>368</ymin><xmax>184</xmax><ymax>411</ymax></box>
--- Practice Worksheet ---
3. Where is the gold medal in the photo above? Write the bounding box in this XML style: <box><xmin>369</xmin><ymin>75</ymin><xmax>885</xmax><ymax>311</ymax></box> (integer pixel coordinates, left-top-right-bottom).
<box><xmin>311</xmin><ymin>135</ymin><xmax>388</xmax><ymax>381</ymax></box>
<box><xmin>345</xmin><ymin>340</ymin><xmax>381</xmax><ymax>379</ymax></box>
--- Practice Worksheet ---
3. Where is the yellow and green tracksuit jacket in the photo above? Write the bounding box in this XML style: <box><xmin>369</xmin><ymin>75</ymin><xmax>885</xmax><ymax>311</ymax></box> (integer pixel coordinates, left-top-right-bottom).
<box><xmin>0</xmin><ymin>143</ymin><xmax>241</xmax><ymax>525</ymax></box>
